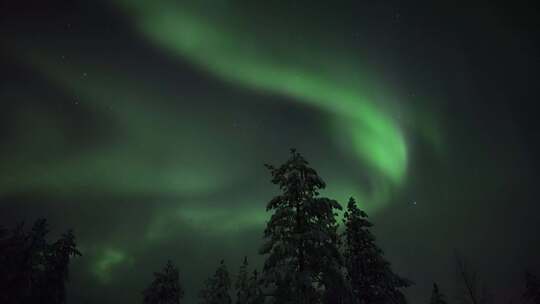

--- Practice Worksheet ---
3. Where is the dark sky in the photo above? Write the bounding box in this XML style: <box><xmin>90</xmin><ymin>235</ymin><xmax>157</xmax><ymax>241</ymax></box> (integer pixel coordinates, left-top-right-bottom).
<box><xmin>1</xmin><ymin>1</ymin><xmax>540</xmax><ymax>303</ymax></box>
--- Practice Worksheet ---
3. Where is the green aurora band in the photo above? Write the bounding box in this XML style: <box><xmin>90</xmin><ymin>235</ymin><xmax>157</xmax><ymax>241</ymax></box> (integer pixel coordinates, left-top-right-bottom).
<box><xmin>115</xmin><ymin>0</ymin><xmax>408</xmax><ymax>184</ymax></box>
<box><xmin>2</xmin><ymin>1</ymin><xmax>433</xmax><ymax>281</ymax></box>
<box><xmin>113</xmin><ymin>0</ymin><xmax>409</xmax><ymax>199</ymax></box>
<box><xmin>1</xmin><ymin>0</ymin><xmax>427</xmax><ymax>250</ymax></box>
<box><xmin>91</xmin><ymin>247</ymin><xmax>131</xmax><ymax>283</ymax></box>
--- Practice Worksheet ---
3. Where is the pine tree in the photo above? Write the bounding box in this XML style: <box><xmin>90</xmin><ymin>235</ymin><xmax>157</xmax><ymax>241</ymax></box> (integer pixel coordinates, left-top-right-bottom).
<box><xmin>259</xmin><ymin>149</ymin><xmax>344</xmax><ymax>304</ymax></box>
<box><xmin>0</xmin><ymin>219</ymin><xmax>81</xmax><ymax>304</ymax></box>
<box><xmin>0</xmin><ymin>222</ymin><xmax>27</xmax><ymax>304</ymax></box>
<box><xmin>26</xmin><ymin>219</ymin><xmax>51</xmax><ymax>303</ymax></box>
<box><xmin>235</xmin><ymin>257</ymin><xmax>250</xmax><ymax>304</ymax></box>
<box><xmin>142</xmin><ymin>260</ymin><xmax>184</xmax><ymax>304</ymax></box>
<box><xmin>235</xmin><ymin>257</ymin><xmax>264</xmax><ymax>304</ymax></box>
<box><xmin>246</xmin><ymin>270</ymin><xmax>264</xmax><ymax>304</ymax></box>
<box><xmin>430</xmin><ymin>283</ymin><xmax>447</xmax><ymax>304</ymax></box>
<box><xmin>524</xmin><ymin>272</ymin><xmax>540</xmax><ymax>304</ymax></box>
<box><xmin>199</xmin><ymin>260</ymin><xmax>232</xmax><ymax>304</ymax></box>
<box><xmin>455</xmin><ymin>253</ymin><xmax>490</xmax><ymax>304</ymax></box>
<box><xmin>342</xmin><ymin>198</ymin><xmax>411</xmax><ymax>304</ymax></box>
<box><xmin>45</xmin><ymin>229</ymin><xmax>82</xmax><ymax>304</ymax></box>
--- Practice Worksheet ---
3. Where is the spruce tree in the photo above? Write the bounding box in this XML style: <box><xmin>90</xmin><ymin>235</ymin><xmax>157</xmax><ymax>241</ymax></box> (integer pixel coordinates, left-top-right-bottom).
<box><xmin>142</xmin><ymin>260</ymin><xmax>184</xmax><ymax>304</ymax></box>
<box><xmin>430</xmin><ymin>283</ymin><xmax>447</xmax><ymax>304</ymax></box>
<box><xmin>342</xmin><ymin>198</ymin><xmax>411</xmax><ymax>304</ymax></box>
<box><xmin>45</xmin><ymin>229</ymin><xmax>82</xmax><ymax>304</ymax></box>
<box><xmin>259</xmin><ymin>149</ymin><xmax>344</xmax><ymax>304</ymax></box>
<box><xmin>246</xmin><ymin>270</ymin><xmax>264</xmax><ymax>304</ymax></box>
<box><xmin>0</xmin><ymin>219</ymin><xmax>81</xmax><ymax>304</ymax></box>
<box><xmin>235</xmin><ymin>257</ymin><xmax>250</xmax><ymax>304</ymax></box>
<box><xmin>199</xmin><ymin>260</ymin><xmax>232</xmax><ymax>304</ymax></box>
<box><xmin>235</xmin><ymin>257</ymin><xmax>263</xmax><ymax>304</ymax></box>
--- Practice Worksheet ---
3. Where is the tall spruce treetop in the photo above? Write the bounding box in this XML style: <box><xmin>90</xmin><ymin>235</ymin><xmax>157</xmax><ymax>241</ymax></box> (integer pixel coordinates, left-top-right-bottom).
<box><xmin>142</xmin><ymin>260</ymin><xmax>184</xmax><ymax>304</ymax></box>
<box><xmin>430</xmin><ymin>283</ymin><xmax>447</xmax><ymax>304</ymax></box>
<box><xmin>260</xmin><ymin>149</ymin><xmax>343</xmax><ymax>304</ymax></box>
<box><xmin>343</xmin><ymin>198</ymin><xmax>411</xmax><ymax>304</ymax></box>
<box><xmin>199</xmin><ymin>260</ymin><xmax>232</xmax><ymax>304</ymax></box>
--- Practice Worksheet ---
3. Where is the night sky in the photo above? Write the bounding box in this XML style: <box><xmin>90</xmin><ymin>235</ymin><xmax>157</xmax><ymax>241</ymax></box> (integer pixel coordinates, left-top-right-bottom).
<box><xmin>1</xmin><ymin>1</ymin><xmax>540</xmax><ymax>303</ymax></box>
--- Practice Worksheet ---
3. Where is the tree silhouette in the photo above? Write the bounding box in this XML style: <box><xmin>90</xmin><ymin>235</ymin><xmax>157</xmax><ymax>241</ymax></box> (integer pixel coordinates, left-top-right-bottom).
<box><xmin>0</xmin><ymin>219</ymin><xmax>81</xmax><ymax>304</ymax></box>
<box><xmin>142</xmin><ymin>260</ymin><xmax>184</xmax><ymax>304</ymax></box>
<box><xmin>259</xmin><ymin>149</ymin><xmax>344</xmax><ymax>304</ymax></box>
<box><xmin>430</xmin><ymin>283</ymin><xmax>447</xmax><ymax>304</ymax></box>
<box><xmin>246</xmin><ymin>270</ymin><xmax>264</xmax><ymax>304</ymax></box>
<box><xmin>199</xmin><ymin>260</ymin><xmax>232</xmax><ymax>304</ymax></box>
<box><xmin>0</xmin><ymin>222</ymin><xmax>27</xmax><ymax>303</ymax></box>
<box><xmin>235</xmin><ymin>257</ymin><xmax>264</xmax><ymax>304</ymax></box>
<box><xmin>524</xmin><ymin>271</ymin><xmax>540</xmax><ymax>304</ymax></box>
<box><xmin>454</xmin><ymin>253</ymin><xmax>490</xmax><ymax>304</ymax></box>
<box><xmin>342</xmin><ymin>198</ymin><xmax>411</xmax><ymax>304</ymax></box>
<box><xmin>235</xmin><ymin>257</ymin><xmax>250</xmax><ymax>304</ymax></box>
<box><xmin>42</xmin><ymin>229</ymin><xmax>82</xmax><ymax>304</ymax></box>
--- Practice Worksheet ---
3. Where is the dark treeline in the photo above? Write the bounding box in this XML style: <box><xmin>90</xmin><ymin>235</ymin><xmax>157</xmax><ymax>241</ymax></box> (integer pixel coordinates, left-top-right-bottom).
<box><xmin>0</xmin><ymin>219</ymin><xmax>81</xmax><ymax>304</ymax></box>
<box><xmin>1</xmin><ymin>150</ymin><xmax>539</xmax><ymax>304</ymax></box>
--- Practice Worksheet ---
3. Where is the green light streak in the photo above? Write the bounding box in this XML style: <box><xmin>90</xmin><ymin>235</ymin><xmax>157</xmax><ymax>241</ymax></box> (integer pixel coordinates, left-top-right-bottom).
<box><xmin>1</xmin><ymin>0</ymin><xmax>421</xmax><ymax>244</ymax></box>
<box><xmin>114</xmin><ymin>0</ymin><xmax>408</xmax><ymax>196</ymax></box>
<box><xmin>146</xmin><ymin>205</ymin><xmax>269</xmax><ymax>240</ymax></box>
<box><xmin>0</xmin><ymin>58</ymin><xmax>255</xmax><ymax>197</ymax></box>
<box><xmin>91</xmin><ymin>248</ymin><xmax>129</xmax><ymax>283</ymax></box>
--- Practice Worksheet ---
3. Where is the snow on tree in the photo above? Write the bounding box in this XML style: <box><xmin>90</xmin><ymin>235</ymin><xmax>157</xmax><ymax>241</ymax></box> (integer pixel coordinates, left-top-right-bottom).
<box><xmin>235</xmin><ymin>257</ymin><xmax>264</xmax><ymax>304</ymax></box>
<box><xmin>259</xmin><ymin>149</ymin><xmax>344</xmax><ymax>304</ymax></box>
<box><xmin>342</xmin><ymin>197</ymin><xmax>411</xmax><ymax>304</ymax></box>
<box><xmin>199</xmin><ymin>260</ymin><xmax>232</xmax><ymax>304</ymax></box>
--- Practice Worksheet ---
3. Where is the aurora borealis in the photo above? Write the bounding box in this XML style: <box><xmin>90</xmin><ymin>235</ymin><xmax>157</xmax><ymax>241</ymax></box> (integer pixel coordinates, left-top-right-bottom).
<box><xmin>1</xmin><ymin>1</ymin><xmax>540</xmax><ymax>303</ymax></box>
<box><xmin>115</xmin><ymin>0</ymin><xmax>411</xmax><ymax>182</ymax></box>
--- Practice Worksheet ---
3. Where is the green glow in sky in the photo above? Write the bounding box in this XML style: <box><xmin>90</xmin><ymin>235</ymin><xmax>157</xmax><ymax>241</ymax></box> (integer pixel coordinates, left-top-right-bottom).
<box><xmin>2</xmin><ymin>0</ymin><xmax>415</xmax><ymax>242</ymax></box>
<box><xmin>92</xmin><ymin>248</ymin><xmax>129</xmax><ymax>283</ymax></box>
<box><xmin>146</xmin><ymin>205</ymin><xmax>269</xmax><ymax>241</ymax></box>
<box><xmin>112</xmin><ymin>0</ymin><xmax>409</xmax><ymax>209</ymax></box>
<box><xmin>0</xmin><ymin>59</ymin><xmax>255</xmax><ymax>198</ymax></box>
<box><xmin>2</xmin><ymin>2</ymin><xmax>535</xmax><ymax>303</ymax></box>
<box><xmin>115</xmin><ymin>0</ymin><xmax>408</xmax><ymax>185</ymax></box>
